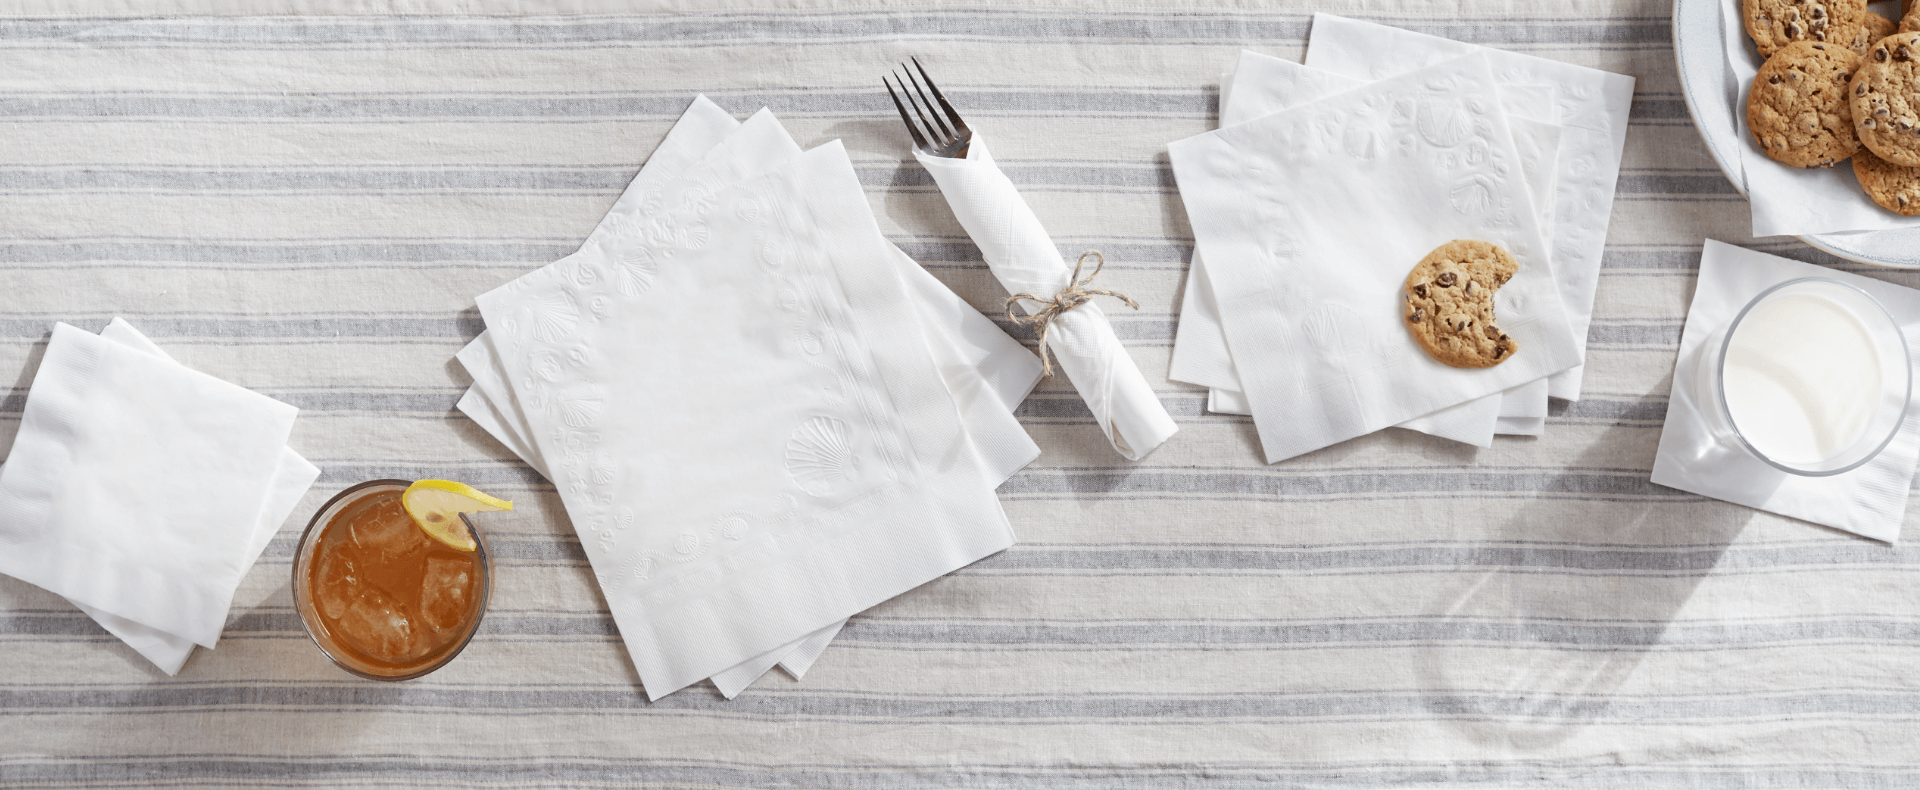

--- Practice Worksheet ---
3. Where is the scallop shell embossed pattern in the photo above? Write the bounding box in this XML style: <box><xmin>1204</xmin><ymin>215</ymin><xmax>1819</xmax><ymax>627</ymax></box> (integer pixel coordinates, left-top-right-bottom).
<box><xmin>613</xmin><ymin>247</ymin><xmax>657</xmax><ymax>297</ymax></box>
<box><xmin>785</xmin><ymin>416</ymin><xmax>857</xmax><ymax>496</ymax></box>
<box><xmin>1416</xmin><ymin>98</ymin><xmax>1477</xmax><ymax>148</ymax></box>
<box><xmin>529</xmin><ymin>291</ymin><xmax>580</xmax><ymax>342</ymax></box>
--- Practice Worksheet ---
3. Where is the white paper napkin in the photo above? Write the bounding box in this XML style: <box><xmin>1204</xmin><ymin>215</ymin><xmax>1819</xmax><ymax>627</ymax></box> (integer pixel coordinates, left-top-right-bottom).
<box><xmin>478</xmin><ymin>140</ymin><xmax>1016</xmax><ymax>699</ymax></box>
<box><xmin>457</xmin><ymin>99</ymin><xmax>1041</xmax><ymax>695</ymax></box>
<box><xmin>1652</xmin><ymin>240</ymin><xmax>1920</xmax><ymax>542</ymax></box>
<box><xmin>1174</xmin><ymin>50</ymin><xmax>1565</xmax><ymax>444</ymax></box>
<box><xmin>0</xmin><ymin>322</ymin><xmax>300</xmax><ymax>649</ymax></box>
<box><xmin>1169</xmin><ymin>54</ymin><xmax>1581</xmax><ymax>463</ymax></box>
<box><xmin>70</xmin><ymin>319</ymin><xmax>319</xmax><ymax>675</ymax></box>
<box><xmin>1305</xmin><ymin>13</ymin><xmax>1636</xmax><ymax>401</ymax></box>
<box><xmin>1719</xmin><ymin>0</ymin><xmax>1920</xmax><ymax>235</ymax></box>
<box><xmin>915</xmin><ymin>137</ymin><xmax>1179</xmax><ymax>461</ymax></box>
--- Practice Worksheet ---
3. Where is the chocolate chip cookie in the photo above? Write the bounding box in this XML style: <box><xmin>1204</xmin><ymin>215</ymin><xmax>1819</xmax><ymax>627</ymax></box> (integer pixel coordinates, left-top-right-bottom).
<box><xmin>1851</xmin><ymin>32</ymin><xmax>1920</xmax><ymax>165</ymax></box>
<box><xmin>1403</xmin><ymin>240</ymin><xmax>1518</xmax><ymax>369</ymax></box>
<box><xmin>1745</xmin><ymin>0</ymin><xmax>1867</xmax><ymax>57</ymax></box>
<box><xmin>1853</xmin><ymin>10</ymin><xmax>1896</xmax><ymax>54</ymax></box>
<box><xmin>1852</xmin><ymin>146</ymin><xmax>1920</xmax><ymax>213</ymax></box>
<box><xmin>1748</xmin><ymin>41</ymin><xmax>1863</xmax><ymax>167</ymax></box>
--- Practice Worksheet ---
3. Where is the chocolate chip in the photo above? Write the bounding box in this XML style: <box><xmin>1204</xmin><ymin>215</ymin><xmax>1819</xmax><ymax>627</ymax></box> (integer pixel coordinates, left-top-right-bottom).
<box><xmin>1494</xmin><ymin>345</ymin><xmax>1507</xmax><ymax>359</ymax></box>
<box><xmin>1875</xmin><ymin>106</ymin><xmax>1890</xmax><ymax>117</ymax></box>
<box><xmin>1769</xmin><ymin>73</ymin><xmax>1783</xmax><ymax>84</ymax></box>
<box><xmin>1483</xmin><ymin>325</ymin><xmax>1500</xmax><ymax>340</ymax></box>
<box><xmin>1436</xmin><ymin>272</ymin><xmax>1457</xmax><ymax>287</ymax></box>
<box><xmin>1857</xmin><ymin>83</ymin><xmax>1868</xmax><ymax>96</ymax></box>
<box><xmin>1865</xmin><ymin>118</ymin><xmax>1878</xmax><ymax>128</ymax></box>
<box><xmin>1810</xmin><ymin>5</ymin><xmax>1825</xmax><ymax>19</ymax></box>
<box><xmin>1413</xmin><ymin>283</ymin><xmax>1428</xmax><ymax>298</ymax></box>
<box><xmin>1464</xmin><ymin>280</ymin><xmax>1476</xmax><ymax>295</ymax></box>
<box><xmin>1786</xmin><ymin>23</ymin><xmax>1802</xmax><ymax>37</ymax></box>
<box><xmin>1901</xmin><ymin>119</ymin><xmax>1915</xmax><ymax>131</ymax></box>
<box><xmin>1877</xmin><ymin>47</ymin><xmax>1889</xmax><ymax>61</ymax></box>
<box><xmin>1901</xmin><ymin>45</ymin><xmax>1915</xmax><ymax>61</ymax></box>
<box><xmin>1409</xmin><ymin>308</ymin><xmax>1424</xmax><ymax>323</ymax></box>
<box><xmin>1901</xmin><ymin>195</ymin><xmax>1911</xmax><ymax>207</ymax></box>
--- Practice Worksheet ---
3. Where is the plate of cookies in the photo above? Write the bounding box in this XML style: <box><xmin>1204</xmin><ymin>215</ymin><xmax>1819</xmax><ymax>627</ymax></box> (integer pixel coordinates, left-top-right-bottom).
<box><xmin>1676</xmin><ymin>0</ymin><xmax>1920</xmax><ymax>266</ymax></box>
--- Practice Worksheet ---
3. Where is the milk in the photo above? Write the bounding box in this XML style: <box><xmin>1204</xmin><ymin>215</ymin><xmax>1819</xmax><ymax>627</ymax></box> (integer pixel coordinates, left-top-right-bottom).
<box><xmin>1721</xmin><ymin>293</ymin><xmax>1883</xmax><ymax>465</ymax></box>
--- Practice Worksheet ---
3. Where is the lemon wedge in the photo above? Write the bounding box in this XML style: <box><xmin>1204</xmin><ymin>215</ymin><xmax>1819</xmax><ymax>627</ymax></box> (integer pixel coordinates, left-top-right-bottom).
<box><xmin>403</xmin><ymin>479</ymin><xmax>512</xmax><ymax>552</ymax></box>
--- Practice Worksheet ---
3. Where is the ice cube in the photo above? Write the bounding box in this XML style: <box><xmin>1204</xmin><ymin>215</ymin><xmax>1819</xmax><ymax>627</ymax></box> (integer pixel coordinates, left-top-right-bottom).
<box><xmin>420</xmin><ymin>556</ymin><xmax>475</xmax><ymax>633</ymax></box>
<box><xmin>313</xmin><ymin>549</ymin><xmax>355</xmax><ymax>621</ymax></box>
<box><xmin>331</xmin><ymin>586</ymin><xmax>423</xmax><ymax>663</ymax></box>
<box><xmin>349</xmin><ymin>500</ymin><xmax>420</xmax><ymax>562</ymax></box>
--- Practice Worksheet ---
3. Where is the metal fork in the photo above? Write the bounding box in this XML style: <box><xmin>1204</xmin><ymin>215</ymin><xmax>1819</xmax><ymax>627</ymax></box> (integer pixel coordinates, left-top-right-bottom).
<box><xmin>883</xmin><ymin>57</ymin><xmax>972</xmax><ymax>159</ymax></box>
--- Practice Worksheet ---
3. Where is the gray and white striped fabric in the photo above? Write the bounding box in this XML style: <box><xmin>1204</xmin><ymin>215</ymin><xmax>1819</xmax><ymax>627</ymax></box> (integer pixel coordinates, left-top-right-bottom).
<box><xmin>5</xmin><ymin>1</ymin><xmax>1920</xmax><ymax>787</ymax></box>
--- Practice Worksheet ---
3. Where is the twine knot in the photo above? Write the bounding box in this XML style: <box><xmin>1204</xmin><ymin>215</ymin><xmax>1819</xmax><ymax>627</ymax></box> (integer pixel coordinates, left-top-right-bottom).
<box><xmin>1004</xmin><ymin>250</ymin><xmax>1139</xmax><ymax>377</ymax></box>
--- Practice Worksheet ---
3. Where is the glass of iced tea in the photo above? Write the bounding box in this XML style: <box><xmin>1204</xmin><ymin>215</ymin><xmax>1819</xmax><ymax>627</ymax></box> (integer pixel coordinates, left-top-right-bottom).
<box><xmin>292</xmin><ymin>479</ymin><xmax>492</xmax><ymax>680</ymax></box>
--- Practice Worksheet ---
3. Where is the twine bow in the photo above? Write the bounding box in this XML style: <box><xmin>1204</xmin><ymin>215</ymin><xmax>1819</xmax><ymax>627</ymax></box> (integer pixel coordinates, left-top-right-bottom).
<box><xmin>1004</xmin><ymin>250</ymin><xmax>1139</xmax><ymax>377</ymax></box>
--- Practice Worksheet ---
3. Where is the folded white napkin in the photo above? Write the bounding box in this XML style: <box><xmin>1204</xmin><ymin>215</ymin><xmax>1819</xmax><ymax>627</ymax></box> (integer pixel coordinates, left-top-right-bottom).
<box><xmin>0</xmin><ymin>321</ymin><xmax>302</xmax><ymax>653</ymax></box>
<box><xmin>65</xmin><ymin>319</ymin><xmax>319</xmax><ymax>675</ymax></box>
<box><xmin>1718</xmin><ymin>0</ymin><xmax>1920</xmax><ymax>235</ymax></box>
<box><xmin>1169</xmin><ymin>53</ymin><xmax>1581</xmax><ymax>463</ymax></box>
<box><xmin>478</xmin><ymin>139</ymin><xmax>1017</xmax><ymax>699</ymax></box>
<box><xmin>458</xmin><ymin>98</ymin><xmax>1040</xmax><ymax>696</ymax></box>
<box><xmin>914</xmin><ymin>137</ymin><xmax>1179</xmax><ymax>461</ymax></box>
<box><xmin>1652</xmin><ymin>240</ymin><xmax>1920</xmax><ymax>543</ymax></box>
<box><xmin>1174</xmin><ymin>50</ymin><xmax>1566</xmax><ymax>445</ymax></box>
<box><xmin>1305</xmin><ymin>13</ymin><xmax>1636</xmax><ymax>401</ymax></box>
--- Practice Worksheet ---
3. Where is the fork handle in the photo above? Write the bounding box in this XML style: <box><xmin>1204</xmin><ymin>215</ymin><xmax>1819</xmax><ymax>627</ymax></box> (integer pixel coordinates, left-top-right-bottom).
<box><xmin>915</xmin><ymin>138</ymin><xmax>1178</xmax><ymax>461</ymax></box>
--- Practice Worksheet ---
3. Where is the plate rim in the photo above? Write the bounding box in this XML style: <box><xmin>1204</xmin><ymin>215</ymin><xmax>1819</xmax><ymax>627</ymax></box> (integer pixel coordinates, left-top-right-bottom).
<box><xmin>1671</xmin><ymin>0</ymin><xmax>1920</xmax><ymax>269</ymax></box>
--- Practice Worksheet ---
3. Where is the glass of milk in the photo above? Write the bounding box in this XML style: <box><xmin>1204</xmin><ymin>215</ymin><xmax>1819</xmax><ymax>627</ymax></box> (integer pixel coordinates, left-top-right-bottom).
<box><xmin>1698</xmin><ymin>278</ymin><xmax>1911</xmax><ymax>476</ymax></box>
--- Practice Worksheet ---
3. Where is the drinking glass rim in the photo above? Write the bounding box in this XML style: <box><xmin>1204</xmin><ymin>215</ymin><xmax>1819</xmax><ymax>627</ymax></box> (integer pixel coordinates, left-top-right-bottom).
<box><xmin>290</xmin><ymin>478</ymin><xmax>493</xmax><ymax>682</ymax></box>
<box><xmin>1712</xmin><ymin>277</ymin><xmax>1912</xmax><ymax>477</ymax></box>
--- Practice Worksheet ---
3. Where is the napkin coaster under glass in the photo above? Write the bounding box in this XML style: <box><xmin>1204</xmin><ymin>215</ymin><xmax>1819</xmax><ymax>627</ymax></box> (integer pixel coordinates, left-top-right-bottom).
<box><xmin>1651</xmin><ymin>240</ymin><xmax>1920</xmax><ymax>543</ymax></box>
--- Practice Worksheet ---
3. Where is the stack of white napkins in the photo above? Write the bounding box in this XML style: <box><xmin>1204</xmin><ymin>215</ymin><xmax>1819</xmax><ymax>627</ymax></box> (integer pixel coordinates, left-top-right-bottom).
<box><xmin>0</xmin><ymin>319</ymin><xmax>317</xmax><ymax>675</ymax></box>
<box><xmin>1168</xmin><ymin>14</ymin><xmax>1635</xmax><ymax>462</ymax></box>
<box><xmin>455</xmin><ymin>96</ymin><xmax>1044</xmax><ymax>699</ymax></box>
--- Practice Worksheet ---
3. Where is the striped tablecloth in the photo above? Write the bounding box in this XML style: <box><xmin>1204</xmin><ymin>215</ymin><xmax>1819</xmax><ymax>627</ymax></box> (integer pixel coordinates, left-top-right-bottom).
<box><xmin>4</xmin><ymin>1</ymin><xmax>1919</xmax><ymax>787</ymax></box>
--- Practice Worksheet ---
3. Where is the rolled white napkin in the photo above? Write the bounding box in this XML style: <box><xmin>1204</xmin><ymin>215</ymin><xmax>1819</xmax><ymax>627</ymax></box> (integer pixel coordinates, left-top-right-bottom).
<box><xmin>915</xmin><ymin>139</ymin><xmax>1178</xmax><ymax>461</ymax></box>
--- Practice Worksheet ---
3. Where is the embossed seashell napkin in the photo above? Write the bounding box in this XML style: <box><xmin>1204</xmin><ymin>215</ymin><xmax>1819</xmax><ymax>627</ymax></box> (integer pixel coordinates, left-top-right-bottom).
<box><xmin>457</xmin><ymin>97</ymin><xmax>1041</xmax><ymax>696</ymax></box>
<box><xmin>1168</xmin><ymin>53</ymin><xmax>1582</xmax><ymax>463</ymax></box>
<box><xmin>476</xmin><ymin>139</ymin><xmax>1019</xmax><ymax>699</ymax></box>
<box><xmin>0</xmin><ymin>319</ymin><xmax>312</xmax><ymax>673</ymax></box>
<box><xmin>1177</xmin><ymin>49</ymin><xmax>1567</xmax><ymax>445</ymax></box>
<box><xmin>1171</xmin><ymin>16</ymin><xmax>1635</xmax><ymax>452</ymax></box>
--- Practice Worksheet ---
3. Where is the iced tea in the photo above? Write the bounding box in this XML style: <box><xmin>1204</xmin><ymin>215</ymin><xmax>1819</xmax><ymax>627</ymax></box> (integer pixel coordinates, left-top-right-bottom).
<box><xmin>292</xmin><ymin>480</ymin><xmax>491</xmax><ymax>680</ymax></box>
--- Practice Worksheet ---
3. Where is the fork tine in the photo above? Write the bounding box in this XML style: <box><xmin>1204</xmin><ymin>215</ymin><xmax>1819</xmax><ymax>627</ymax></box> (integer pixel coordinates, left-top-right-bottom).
<box><xmin>896</xmin><ymin>68</ymin><xmax>949</xmax><ymax>146</ymax></box>
<box><xmin>903</xmin><ymin>64</ymin><xmax>957</xmax><ymax>141</ymax></box>
<box><xmin>883</xmin><ymin>74</ymin><xmax>931</xmax><ymax>151</ymax></box>
<box><xmin>911</xmin><ymin>56</ymin><xmax>969</xmax><ymax>134</ymax></box>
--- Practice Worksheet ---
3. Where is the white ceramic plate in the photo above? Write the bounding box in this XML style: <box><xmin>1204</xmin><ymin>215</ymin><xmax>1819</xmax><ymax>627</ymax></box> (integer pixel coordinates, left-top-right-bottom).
<box><xmin>1674</xmin><ymin>0</ymin><xmax>1920</xmax><ymax>267</ymax></box>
